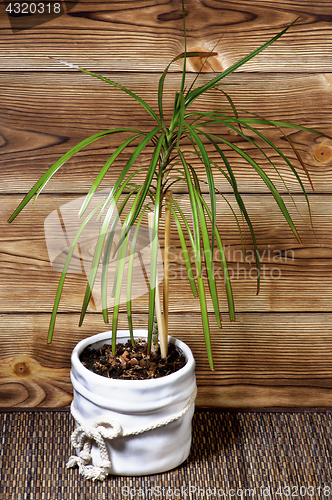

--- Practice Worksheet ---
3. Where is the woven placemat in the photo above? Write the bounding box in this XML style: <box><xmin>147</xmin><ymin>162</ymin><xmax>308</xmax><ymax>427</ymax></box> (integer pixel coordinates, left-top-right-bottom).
<box><xmin>1</xmin><ymin>410</ymin><xmax>332</xmax><ymax>499</ymax></box>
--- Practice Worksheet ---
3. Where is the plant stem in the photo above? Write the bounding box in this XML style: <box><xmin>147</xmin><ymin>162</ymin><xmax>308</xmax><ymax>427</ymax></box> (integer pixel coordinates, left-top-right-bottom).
<box><xmin>148</xmin><ymin>212</ymin><xmax>166</xmax><ymax>358</ymax></box>
<box><xmin>163</xmin><ymin>191</ymin><xmax>172</xmax><ymax>352</ymax></box>
<box><xmin>151</xmin><ymin>307</ymin><xmax>159</xmax><ymax>355</ymax></box>
<box><xmin>155</xmin><ymin>268</ymin><xmax>167</xmax><ymax>358</ymax></box>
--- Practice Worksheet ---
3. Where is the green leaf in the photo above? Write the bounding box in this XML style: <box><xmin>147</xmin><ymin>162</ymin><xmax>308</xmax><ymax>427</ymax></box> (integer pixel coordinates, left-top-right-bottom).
<box><xmin>111</xmin><ymin>223</ymin><xmax>131</xmax><ymax>355</ymax></box>
<box><xmin>224</xmin><ymin>114</ymin><xmax>315</xmax><ymax>226</ymax></box>
<box><xmin>167</xmin><ymin>203</ymin><xmax>198</xmax><ymax>297</ymax></box>
<box><xmin>201</xmin><ymin>131</ymin><xmax>262</xmax><ymax>291</ymax></box>
<box><xmin>207</xmin><ymin>110</ymin><xmax>316</xmax><ymax>192</ymax></box>
<box><xmin>195</xmin><ymin>111</ymin><xmax>305</xmax><ymax>215</ymax></box>
<box><xmin>101</xmin><ymin>189</ymin><xmax>140</xmax><ymax>323</ymax></box>
<box><xmin>91</xmin><ymin>127</ymin><xmax>163</xmax><ymax>230</ymax></box>
<box><xmin>234</xmin><ymin>115</ymin><xmax>327</xmax><ymax>137</ymax></box>
<box><xmin>126</xmin><ymin>206</ymin><xmax>151</xmax><ymax>345</ymax></box>
<box><xmin>198</xmin><ymin>193</ymin><xmax>235</xmax><ymax>321</ymax></box>
<box><xmin>216</xmin><ymin>89</ymin><xmax>244</xmax><ymax>134</ymax></box>
<box><xmin>158</xmin><ymin>51</ymin><xmax>218</xmax><ymax>127</ymax></box>
<box><xmin>204</xmin><ymin>131</ymin><xmax>302</xmax><ymax>244</ymax></box>
<box><xmin>185</xmin><ymin>20</ymin><xmax>298</xmax><ymax>108</ymax></box>
<box><xmin>184</xmin><ymin>123</ymin><xmax>217</xmax><ymax>250</ymax></box>
<box><xmin>8</xmin><ymin>128</ymin><xmax>141</xmax><ymax>224</ymax></box>
<box><xmin>124</xmin><ymin>132</ymin><xmax>165</xmax><ymax>236</ymax></box>
<box><xmin>197</xmin><ymin>276</ymin><xmax>214</xmax><ymax>370</ymax></box>
<box><xmin>180</xmin><ymin>0</ymin><xmax>187</xmax><ymax>95</ymax></box>
<box><xmin>195</xmin><ymin>191</ymin><xmax>222</xmax><ymax>327</ymax></box>
<box><xmin>203</xmin><ymin>162</ymin><xmax>248</xmax><ymax>262</ymax></box>
<box><xmin>79</xmin><ymin>133</ymin><xmax>143</xmax><ymax>216</ymax></box>
<box><xmin>178</xmin><ymin>151</ymin><xmax>202</xmax><ymax>276</ymax></box>
<box><xmin>79</xmin><ymin>200</ymin><xmax>117</xmax><ymax>327</ymax></box>
<box><xmin>47</xmin><ymin>201</ymin><xmax>104</xmax><ymax>343</ymax></box>
<box><xmin>189</xmin><ymin>108</ymin><xmax>319</xmax><ymax>243</ymax></box>
<box><xmin>52</xmin><ymin>58</ymin><xmax>161</xmax><ymax>125</ymax></box>
<box><xmin>176</xmin><ymin>93</ymin><xmax>186</xmax><ymax>150</ymax></box>
<box><xmin>79</xmin><ymin>172</ymin><xmax>144</xmax><ymax>327</ymax></box>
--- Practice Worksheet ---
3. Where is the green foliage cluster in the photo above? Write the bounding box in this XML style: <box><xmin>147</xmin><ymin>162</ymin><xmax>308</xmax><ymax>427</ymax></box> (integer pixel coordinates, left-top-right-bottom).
<box><xmin>8</xmin><ymin>11</ymin><xmax>322</xmax><ymax>369</ymax></box>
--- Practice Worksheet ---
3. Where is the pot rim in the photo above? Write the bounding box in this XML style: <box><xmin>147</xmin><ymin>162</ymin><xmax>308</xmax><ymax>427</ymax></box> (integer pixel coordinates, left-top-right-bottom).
<box><xmin>71</xmin><ymin>329</ymin><xmax>195</xmax><ymax>387</ymax></box>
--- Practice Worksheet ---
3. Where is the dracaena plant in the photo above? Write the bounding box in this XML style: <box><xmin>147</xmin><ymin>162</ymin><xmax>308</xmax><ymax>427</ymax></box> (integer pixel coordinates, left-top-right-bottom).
<box><xmin>8</xmin><ymin>10</ymin><xmax>322</xmax><ymax>370</ymax></box>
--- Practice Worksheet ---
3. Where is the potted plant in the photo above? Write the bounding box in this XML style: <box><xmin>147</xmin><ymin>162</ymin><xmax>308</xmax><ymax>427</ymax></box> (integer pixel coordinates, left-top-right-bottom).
<box><xmin>7</xmin><ymin>4</ymin><xmax>323</xmax><ymax>480</ymax></box>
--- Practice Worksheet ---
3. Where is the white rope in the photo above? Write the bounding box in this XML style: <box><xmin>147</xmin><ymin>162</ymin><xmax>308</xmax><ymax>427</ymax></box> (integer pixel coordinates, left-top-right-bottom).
<box><xmin>67</xmin><ymin>386</ymin><xmax>197</xmax><ymax>480</ymax></box>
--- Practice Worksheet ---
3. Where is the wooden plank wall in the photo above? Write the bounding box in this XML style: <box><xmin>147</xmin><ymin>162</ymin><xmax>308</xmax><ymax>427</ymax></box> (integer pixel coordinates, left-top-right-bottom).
<box><xmin>1</xmin><ymin>0</ymin><xmax>332</xmax><ymax>409</ymax></box>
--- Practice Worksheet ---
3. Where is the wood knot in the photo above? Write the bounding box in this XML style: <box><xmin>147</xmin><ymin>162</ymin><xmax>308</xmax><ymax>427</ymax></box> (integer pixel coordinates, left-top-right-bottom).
<box><xmin>157</xmin><ymin>8</ymin><xmax>189</xmax><ymax>22</ymax></box>
<box><xmin>186</xmin><ymin>45</ymin><xmax>223</xmax><ymax>73</ymax></box>
<box><xmin>14</xmin><ymin>362</ymin><xmax>30</xmax><ymax>377</ymax></box>
<box><xmin>314</xmin><ymin>144</ymin><xmax>332</xmax><ymax>162</ymax></box>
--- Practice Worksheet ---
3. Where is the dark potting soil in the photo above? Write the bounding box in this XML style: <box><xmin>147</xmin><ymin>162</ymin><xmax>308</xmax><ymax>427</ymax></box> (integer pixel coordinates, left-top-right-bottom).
<box><xmin>79</xmin><ymin>338</ymin><xmax>187</xmax><ymax>380</ymax></box>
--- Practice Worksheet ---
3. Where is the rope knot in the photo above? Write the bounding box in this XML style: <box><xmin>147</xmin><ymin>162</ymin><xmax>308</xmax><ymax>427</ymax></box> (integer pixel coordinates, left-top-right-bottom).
<box><xmin>72</xmin><ymin>418</ymin><xmax>122</xmax><ymax>448</ymax></box>
<box><xmin>67</xmin><ymin>413</ymin><xmax>123</xmax><ymax>481</ymax></box>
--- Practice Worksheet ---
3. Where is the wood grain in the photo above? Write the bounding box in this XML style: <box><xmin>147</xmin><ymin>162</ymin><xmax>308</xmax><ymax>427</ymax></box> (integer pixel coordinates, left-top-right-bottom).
<box><xmin>1</xmin><ymin>312</ymin><xmax>332</xmax><ymax>408</ymax></box>
<box><xmin>1</xmin><ymin>0</ymin><xmax>332</xmax><ymax>72</ymax></box>
<box><xmin>1</xmin><ymin>0</ymin><xmax>332</xmax><ymax>409</ymax></box>
<box><xmin>1</xmin><ymin>72</ymin><xmax>332</xmax><ymax>195</ymax></box>
<box><xmin>2</xmin><ymin>194</ymin><xmax>331</xmax><ymax>313</ymax></box>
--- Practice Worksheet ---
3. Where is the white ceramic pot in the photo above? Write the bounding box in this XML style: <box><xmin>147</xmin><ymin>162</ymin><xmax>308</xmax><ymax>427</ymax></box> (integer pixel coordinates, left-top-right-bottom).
<box><xmin>68</xmin><ymin>330</ymin><xmax>197</xmax><ymax>479</ymax></box>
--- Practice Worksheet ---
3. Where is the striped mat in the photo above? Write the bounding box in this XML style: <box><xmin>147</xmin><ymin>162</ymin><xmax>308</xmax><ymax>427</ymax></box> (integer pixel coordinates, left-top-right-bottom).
<box><xmin>1</xmin><ymin>410</ymin><xmax>332</xmax><ymax>499</ymax></box>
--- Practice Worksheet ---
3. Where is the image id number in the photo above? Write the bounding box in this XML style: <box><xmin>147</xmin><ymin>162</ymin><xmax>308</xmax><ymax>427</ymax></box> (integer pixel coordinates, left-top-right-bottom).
<box><xmin>6</xmin><ymin>2</ymin><xmax>61</xmax><ymax>15</ymax></box>
<box><xmin>276</xmin><ymin>485</ymin><xmax>332</xmax><ymax>497</ymax></box>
